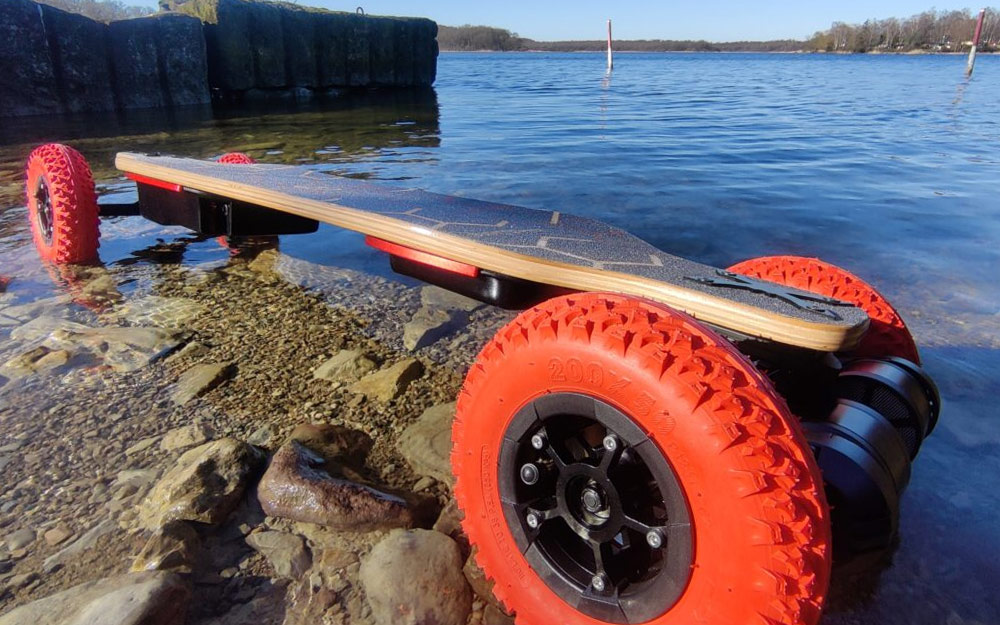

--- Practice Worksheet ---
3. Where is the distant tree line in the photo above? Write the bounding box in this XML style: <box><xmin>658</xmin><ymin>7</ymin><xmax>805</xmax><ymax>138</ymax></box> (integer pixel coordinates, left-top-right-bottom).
<box><xmin>437</xmin><ymin>25</ymin><xmax>804</xmax><ymax>52</ymax></box>
<box><xmin>37</xmin><ymin>0</ymin><xmax>154</xmax><ymax>22</ymax></box>
<box><xmin>440</xmin><ymin>10</ymin><xmax>999</xmax><ymax>53</ymax></box>
<box><xmin>808</xmin><ymin>9</ymin><xmax>999</xmax><ymax>52</ymax></box>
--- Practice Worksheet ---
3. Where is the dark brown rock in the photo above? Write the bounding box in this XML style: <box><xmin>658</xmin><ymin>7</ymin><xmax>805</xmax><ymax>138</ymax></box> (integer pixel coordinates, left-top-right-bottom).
<box><xmin>40</xmin><ymin>3</ymin><xmax>114</xmax><ymax>114</ymax></box>
<box><xmin>257</xmin><ymin>441</ymin><xmax>435</xmax><ymax>531</ymax></box>
<box><xmin>0</xmin><ymin>0</ymin><xmax>61</xmax><ymax>117</ymax></box>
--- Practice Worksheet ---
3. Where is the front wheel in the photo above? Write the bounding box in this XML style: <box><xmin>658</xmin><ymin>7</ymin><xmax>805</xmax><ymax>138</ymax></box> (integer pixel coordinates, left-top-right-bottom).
<box><xmin>25</xmin><ymin>144</ymin><xmax>100</xmax><ymax>264</ymax></box>
<box><xmin>452</xmin><ymin>293</ymin><xmax>831</xmax><ymax>625</ymax></box>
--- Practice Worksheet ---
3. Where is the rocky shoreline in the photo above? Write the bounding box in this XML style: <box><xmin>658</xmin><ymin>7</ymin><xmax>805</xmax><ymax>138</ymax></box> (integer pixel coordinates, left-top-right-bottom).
<box><xmin>0</xmin><ymin>241</ymin><xmax>516</xmax><ymax>625</ymax></box>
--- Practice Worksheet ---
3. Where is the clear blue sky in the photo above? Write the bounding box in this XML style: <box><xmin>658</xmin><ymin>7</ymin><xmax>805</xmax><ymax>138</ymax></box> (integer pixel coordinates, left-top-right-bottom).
<box><xmin>139</xmin><ymin>1</ymin><xmax>983</xmax><ymax>41</ymax></box>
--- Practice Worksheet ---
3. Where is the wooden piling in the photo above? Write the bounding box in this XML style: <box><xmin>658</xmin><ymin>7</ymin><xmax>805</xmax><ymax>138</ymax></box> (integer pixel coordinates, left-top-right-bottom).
<box><xmin>607</xmin><ymin>19</ymin><xmax>613</xmax><ymax>71</ymax></box>
<box><xmin>966</xmin><ymin>8</ymin><xmax>986</xmax><ymax>77</ymax></box>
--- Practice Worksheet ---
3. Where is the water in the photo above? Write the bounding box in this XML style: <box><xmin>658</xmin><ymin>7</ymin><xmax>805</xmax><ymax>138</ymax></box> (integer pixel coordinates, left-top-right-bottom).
<box><xmin>1</xmin><ymin>52</ymin><xmax>999</xmax><ymax>623</ymax></box>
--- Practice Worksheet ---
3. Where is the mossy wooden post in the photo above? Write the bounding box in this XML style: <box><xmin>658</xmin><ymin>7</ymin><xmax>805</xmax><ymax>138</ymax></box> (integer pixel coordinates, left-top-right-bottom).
<box><xmin>966</xmin><ymin>8</ymin><xmax>986</xmax><ymax>77</ymax></box>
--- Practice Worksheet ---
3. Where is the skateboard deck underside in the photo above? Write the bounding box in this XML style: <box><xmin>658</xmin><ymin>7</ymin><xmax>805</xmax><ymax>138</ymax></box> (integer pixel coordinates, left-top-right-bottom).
<box><xmin>115</xmin><ymin>152</ymin><xmax>869</xmax><ymax>352</ymax></box>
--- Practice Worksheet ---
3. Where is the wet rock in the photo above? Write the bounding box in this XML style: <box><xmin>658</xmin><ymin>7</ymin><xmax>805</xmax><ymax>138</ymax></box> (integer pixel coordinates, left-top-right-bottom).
<box><xmin>349</xmin><ymin>358</ymin><xmax>424</xmax><ymax>403</ymax></box>
<box><xmin>116</xmin><ymin>295</ymin><xmax>207</xmax><ymax>328</ymax></box>
<box><xmin>399</xmin><ymin>402</ymin><xmax>456</xmax><ymax>485</ymax></box>
<box><xmin>43</xmin><ymin>519</ymin><xmax>115</xmax><ymax>574</ymax></box>
<box><xmin>161</xmin><ymin>423</ymin><xmax>215</xmax><ymax>451</ymax></box>
<box><xmin>0</xmin><ymin>570</ymin><xmax>189</xmax><ymax>625</ymax></box>
<box><xmin>0</xmin><ymin>346</ymin><xmax>69</xmax><ymax>379</ymax></box>
<box><xmin>312</xmin><ymin>349</ymin><xmax>378</xmax><ymax>383</ymax></box>
<box><xmin>246</xmin><ymin>530</ymin><xmax>311</xmax><ymax>578</ymax></box>
<box><xmin>3</xmin><ymin>527</ymin><xmax>35</xmax><ymax>551</ymax></box>
<box><xmin>132</xmin><ymin>520</ymin><xmax>201</xmax><ymax>573</ymax></box>
<box><xmin>138</xmin><ymin>438</ymin><xmax>264</xmax><ymax>530</ymax></box>
<box><xmin>171</xmin><ymin>361</ymin><xmax>234</xmax><ymax>405</ymax></box>
<box><xmin>360</xmin><ymin>529</ymin><xmax>472</xmax><ymax>625</ymax></box>
<box><xmin>1</xmin><ymin>297</ymin><xmax>71</xmax><ymax>326</ymax></box>
<box><xmin>0</xmin><ymin>0</ymin><xmax>61</xmax><ymax>116</ymax></box>
<box><xmin>257</xmin><ymin>441</ymin><xmax>433</xmax><ymax>531</ymax></box>
<box><xmin>247</xmin><ymin>423</ymin><xmax>279</xmax><ymax>448</ymax></box>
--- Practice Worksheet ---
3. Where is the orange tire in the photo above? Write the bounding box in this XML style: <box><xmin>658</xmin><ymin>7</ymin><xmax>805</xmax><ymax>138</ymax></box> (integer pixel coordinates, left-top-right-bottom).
<box><xmin>216</xmin><ymin>152</ymin><xmax>256</xmax><ymax>165</ymax></box>
<box><xmin>727</xmin><ymin>256</ymin><xmax>919</xmax><ymax>364</ymax></box>
<box><xmin>25</xmin><ymin>144</ymin><xmax>100</xmax><ymax>264</ymax></box>
<box><xmin>453</xmin><ymin>293</ymin><xmax>831</xmax><ymax>625</ymax></box>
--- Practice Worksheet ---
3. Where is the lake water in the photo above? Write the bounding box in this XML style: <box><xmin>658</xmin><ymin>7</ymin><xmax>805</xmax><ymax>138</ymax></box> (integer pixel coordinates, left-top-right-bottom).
<box><xmin>1</xmin><ymin>52</ymin><xmax>998</xmax><ymax>623</ymax></box>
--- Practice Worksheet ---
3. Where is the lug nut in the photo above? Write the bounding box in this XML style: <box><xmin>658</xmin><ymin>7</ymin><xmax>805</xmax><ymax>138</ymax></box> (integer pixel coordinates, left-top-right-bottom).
<box><xmin>530</xmin><ymin>433</ymin><xmax>546</xmax><ymax>450</ymax></box>
<box><xmin>602</xmin><ymin>435</ymin><xmax>619</xmax><ymax>452</ymax></box>
<box><xmin>591</xmin><ymin>574</ymin><xmax>606</xmax><ymax>592</ymax></box>
<box><xmin>520</xmin><ymin>463</ymin><xmax>540</xmax><ymax>485</ymax></box>
<box><xmin>526</xmin><ymin>512</ymin><xmax>540</xmax><ymax>529</ymax></box>
<box><xmin>646</xmin><ymin>530</ymin><xmax>663</xmax><ymax>549</ymax></box>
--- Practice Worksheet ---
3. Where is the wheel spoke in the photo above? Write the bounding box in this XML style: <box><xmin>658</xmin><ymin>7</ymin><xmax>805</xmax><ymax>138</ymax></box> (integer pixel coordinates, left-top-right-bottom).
<box><xmin>544</xmin><ymin>444</ymin><xmax>570</xmax><ymax>470</ymax></box>
<box><xmin>591</xmin><ymin>541</ymin><xmax>609</xmax><ymax>577</ymax></box>
<box><xmin>599</xmin><ymin>443</ymin><xmax>623</xmax><ymax>472</ymax></box>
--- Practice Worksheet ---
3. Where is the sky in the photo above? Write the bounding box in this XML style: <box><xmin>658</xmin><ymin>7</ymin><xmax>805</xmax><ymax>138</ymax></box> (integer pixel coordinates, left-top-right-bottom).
<box><xmin>138</xmin><ymin>1</ymin><xmax>985</xmax><ymax>41</ymax></box>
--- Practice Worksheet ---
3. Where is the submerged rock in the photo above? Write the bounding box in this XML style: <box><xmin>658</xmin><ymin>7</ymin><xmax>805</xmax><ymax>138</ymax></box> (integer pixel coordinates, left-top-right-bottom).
<box><xmin>257</xmin><ymin>440</ymin><xmax>433</xmax><ymax>531</ymax></box>
<box><xmin>115</xmin><ymin>295</ymin><xmax>207</xmax><ymax>329</ymax></box>
<box><xmin>0</xmin><ymin>570</ymin><xmax>189</xmax><ymax>625</ymax></box>
<box><xmin>171</xmin><ymin>361</ymin><xmax>234</xmax><ymax>405</ymax></box>
<box><xmin>138</xmin><ymin>438</ymin><xmax>264</xmax><ymax>530</ymax></box>
<box><xmin>360</xmin><ymin>529</ymin><xmax>472</xmax><ymax>625</ymax></box>
<box><xmin>160</xmin><ymin>423</ymin><xmax>215</xmax><ymax>451</ymax></box>
<box><xmin>349</xmin><ymin>358</ymin><xmax>424</xmax><ymax>402</ymax></box>
<box><xmin>399</xmin><ymin>402</ymin><xmax>456</xmax><ymax>485</ymax></box>
<box><xmin>43</xmin><ymin>519</ymin><xmax>115</xmax><ymax>574</ymax></box>
<box><xmin>403</xmin><ymin>286</ymin><xmax>481</xmax><ymax>350</ymax></box>
<box><xmin>312</xmin><ymin>349</ymin><xmax>377</xmax><ymax>383</ymax></box>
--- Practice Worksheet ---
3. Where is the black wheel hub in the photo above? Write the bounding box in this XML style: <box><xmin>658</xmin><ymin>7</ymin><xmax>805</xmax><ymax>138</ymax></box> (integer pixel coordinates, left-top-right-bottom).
<box><xmin>33</xmin><ymin>177</ymin><xmax>54</xmax><ymax>245</ymax></box>
<box><xmin>499</xmin><ymin>393</ymin><xmax>693</xmax><ymax>624</ymax></box>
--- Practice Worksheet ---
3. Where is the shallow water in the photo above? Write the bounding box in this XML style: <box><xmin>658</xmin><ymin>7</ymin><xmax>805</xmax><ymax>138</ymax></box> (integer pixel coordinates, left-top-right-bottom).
<box><xmin>1</xmin><ymin>52</ymin><xmax>999</xmax><ymax>623</ymax></box>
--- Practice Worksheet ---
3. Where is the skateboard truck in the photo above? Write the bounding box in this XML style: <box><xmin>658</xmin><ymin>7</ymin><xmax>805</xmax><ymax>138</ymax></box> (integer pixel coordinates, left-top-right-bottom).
<box><xmin>685</xmin><ymin>269</ymin><xmax>849</xmax><ymax>320</ymax></box>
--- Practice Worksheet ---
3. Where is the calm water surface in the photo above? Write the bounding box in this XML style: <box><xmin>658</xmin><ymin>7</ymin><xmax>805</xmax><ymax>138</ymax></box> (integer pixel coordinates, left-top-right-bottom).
<box><xmin>1</xmin><ymin>52</ymin><xmax>998</xmax><ymax>623</ymax></box>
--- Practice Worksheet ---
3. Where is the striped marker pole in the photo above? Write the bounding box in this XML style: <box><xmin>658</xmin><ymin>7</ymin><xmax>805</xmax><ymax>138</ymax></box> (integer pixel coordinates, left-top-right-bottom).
<box><xmin>967</xmin><ymin>8</ymin><xmax>986</xmax><ymax>77</ymax></box>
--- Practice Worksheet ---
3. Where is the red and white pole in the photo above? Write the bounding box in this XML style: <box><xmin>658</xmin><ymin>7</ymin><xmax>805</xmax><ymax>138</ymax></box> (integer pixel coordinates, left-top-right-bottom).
<box><xmin>607</xmin><ymin>19</ymin><xmax>613</xmax><ymax>71</ymax></box>
<box><xmin>966</xmin><ymin>8</ymin><xmax>986</xmax><ymax>77</ymax></box>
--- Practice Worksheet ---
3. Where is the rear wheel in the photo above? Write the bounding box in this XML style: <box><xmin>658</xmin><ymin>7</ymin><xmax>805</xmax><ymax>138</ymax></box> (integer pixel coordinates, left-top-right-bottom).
<box><xmin>727</xmin><ymin>256</ymin><xmax>919</xmax><ymax>363</ymax></box>
<box><xmin>452</xmin><ymin>293</ymin><xmax>831</xmax><ymax>625</ymax></box>
<box><xmin>25</xmin><ymin>144</ymin><xmax>100</xmax><ymax>264</ymax></box>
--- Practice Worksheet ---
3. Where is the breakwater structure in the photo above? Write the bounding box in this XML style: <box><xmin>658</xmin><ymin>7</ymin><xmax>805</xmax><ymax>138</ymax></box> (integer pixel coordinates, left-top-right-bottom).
<box><xmin>0</xmin><ymin>0</ymin><xmax>438</xmax><ymax>118</ymax></box>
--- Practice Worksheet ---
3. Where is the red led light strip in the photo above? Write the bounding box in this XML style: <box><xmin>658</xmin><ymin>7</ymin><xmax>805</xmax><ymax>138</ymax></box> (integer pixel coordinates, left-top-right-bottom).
<box><xmin>365</xmin><ymin>236</ymin><xmax>479</xmax><ymax>278</ymax></box>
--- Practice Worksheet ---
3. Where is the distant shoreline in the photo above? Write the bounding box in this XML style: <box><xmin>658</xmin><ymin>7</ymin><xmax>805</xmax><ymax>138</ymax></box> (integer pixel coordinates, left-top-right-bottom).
<box><xmin>439</xmin><ymin>49</ymin><xmax>996</xmax><ymax>55</ymax></box>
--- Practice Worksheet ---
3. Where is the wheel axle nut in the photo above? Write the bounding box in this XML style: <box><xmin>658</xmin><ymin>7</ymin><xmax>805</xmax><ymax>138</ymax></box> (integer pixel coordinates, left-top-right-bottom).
<box><xmin>646</xmin><ymin>529</ymin><xmax>663</xmax><ymax>549</ymax></box>
<box><xmin>520</xmin><ymin>463</ymin><xmax>540</xmax><ymax>485</ymax></box>
<box><xmin>530</xmin><ymin>433</ymin><xmax>546</xmax><ymax>450</ymax></box>
<box><xmin>591</xmin><ymin>574</ymin><xmax>606</xmax><ymax>592</ymax></box>
<box><xmin>602</xmin><ymin>435</ymin><xmax>619</xmax><ymax>452</ymax></box>
<box><xmin>526</xmin><ymin>512</ymin><xmax>540</xmax><ymax>529</ymax></box>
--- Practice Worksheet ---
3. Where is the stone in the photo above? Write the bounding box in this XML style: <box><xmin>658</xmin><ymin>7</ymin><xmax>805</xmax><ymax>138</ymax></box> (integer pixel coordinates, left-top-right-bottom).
<box><xmin>125</xmin><ymin>436</ymin><xmax>159</xmax><ymax>456</ymax></box>
<box><xmin>312</xmin><ymin>349</ymin><xmax>377</xmax><ymax>383</ymax></box>
<box><xmin>247</xmin><ymin>423</ymin><xmax>279</xmax><ymax>448</ymax></box>
<box><xmin>432</xmin><ymin>499</ymin><xmax>464</xmax><ymax>539</ymax></box>
<box><xmin>464</xmin><ymin>548</ymin><xmax>505</xmax><ymax>611</ymax></box>
<box><xmin>43</xmin><ymin>520</ymin><xmax>115</xmax><ymax>574</ymax></box>
<box><xmin>11</xmin><ymin>316</ymin><xmax>187</xmax><ymax>373</ymax></box>
<box><xmin>287</xmin><ymin>423</ymin><xmax>373</xmax><ymax>467</ymax></box>
<box><xmin>403</xmin><ymin>287</ymin><xmax>481</xmax><ymax>350</ymax></box>
<box><xmin>0</xmin><ymin>0</ymin><xmax>61</xmax><ymax>117</ymax></box>
<box><xmin>257</xmin><ymin>441</ymin><xmax>434</xmax><ymax>531</ymax></box>
<box><xmin>483</xmin><ymin>605</ymin><xmax>515</xmax><ymax>625</ymax></box>
<box><xmin>44</xmin><ymin>524</ymin><xmax>73</xmax><ymax>547</ymax></box>
<box><xmin>108</xmin><ymin>17</ymin><xmax>164</xmax><ymax>109</ymax></box>
<box><xmin>156</xmin><ymin>13</ymin><xmax>211</xmax><ymax>106</ymax></box>
<box><xmin>171</xmin><ymin>361</ymin><xmax>234</xmax><ymax>405</ymax></box>
<box><xmin>138</xmin><ymin>438</ymin><xmax>264</xmax><ymax>530</ymax></box>
<box><xmin>349</xmin><ymin>358</ymin><xmax>424</xmax><ymax>403</ymax></box>
<box><xmin>0</xmin><ymin>346</ymin><xmax>68</xmax><ymax>379</ymax></box>
<box><xmin>360</xmin><ymin>529</ymin><xmax>472</xmax><ymax>625</ymax></box>
<box><xmin>3</xmin><ymin>527</ymin><xmax>35</xmax><ymax>551</ymax></box>
<box><xmin>281</xmin><ymin>6</ymin><xmax>317</xmax><ymax>87</ymax></box>
<box><xmin>420</xmin><ymin>285</ymin><xmax>481</xmax><ymax>312</ymax></box>
<box><xmin>132</xmin><ymin>520</ymin><xmax>201</xmax><ymax>573</ymax></box>
<box><xmin>399</xmin><ymin>402</ymin><xmax>456</xmax><ymax>485</ymax></box>
<box><xmin>160</xmin><ymin>423</ymin><xmax>215</xmax><ymax>451</ymax></box>
<box><xmin>246</xmin><ymin>530</ymin><xmax>311</xmax><ymax>578</ymax></box>
<box><xmin>0</xmin><ymin>570</ymin><xmax>189</xmax><ymax>625</ymax></box>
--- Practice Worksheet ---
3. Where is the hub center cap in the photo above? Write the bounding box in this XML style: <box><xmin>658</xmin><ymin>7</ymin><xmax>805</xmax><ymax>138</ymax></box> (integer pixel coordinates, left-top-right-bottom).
<box><xmin>581</xmin><ymin>486</ymin><xmax>604</xmax><ymax>512</ymax></box>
